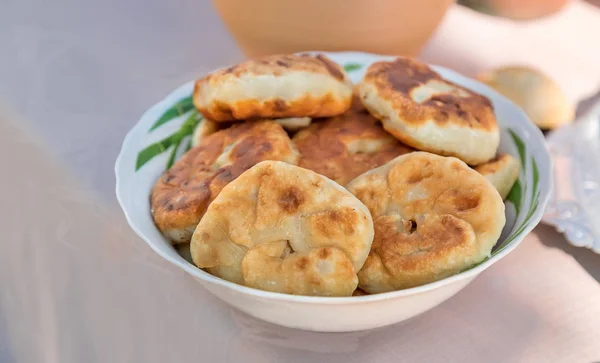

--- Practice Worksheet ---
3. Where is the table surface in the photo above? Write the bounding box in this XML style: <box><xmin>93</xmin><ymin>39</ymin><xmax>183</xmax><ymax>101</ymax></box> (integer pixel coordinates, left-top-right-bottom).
<box><xmin>2</xmin><ymin>1</ymin><xmax>600</xmax><ymax>362</ymax></box>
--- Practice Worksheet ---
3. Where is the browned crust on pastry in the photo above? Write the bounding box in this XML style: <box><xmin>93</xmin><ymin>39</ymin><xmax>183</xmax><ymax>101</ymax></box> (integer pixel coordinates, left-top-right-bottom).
<box><xmin>217</xmin><ymin>53</ymin><xmax>346</xmax><ymax>80</ymax></box>
<box><xmin>474</xmin><ymin>153</ymin><xmax>511</xmax><ymax>174</ymax></box>
<box><xmin>197</xmin><ymin>92</ymin><xmax>350</xmax><ymax>122</ymax></box>
<box><xmin>193</xmin><ymin>54</ymin><xmax>352</xmax><ymax>122</ymax></box>
<box><xmin>361</xmin><ymin>58</ymin><xmax>497</xmax><ymax>131</ymax></box>
<box><xmin>150</xmin><ymin>121</ymin><xmax>298</xmax><ymax>243</ymax></box>
<box><xmin>191</xmin><ymin>161</ymin><xmax>374</xmax><ymax>296</ymax></box>
<box><xmin>293</xmin><ymin>108</ymin><xmax>413</xmax><ymax>185</ymax></box>
<box><xmin>346</xmin><ymin>152</ymin><xmax>505</xmax><ymax>292</ymax></box>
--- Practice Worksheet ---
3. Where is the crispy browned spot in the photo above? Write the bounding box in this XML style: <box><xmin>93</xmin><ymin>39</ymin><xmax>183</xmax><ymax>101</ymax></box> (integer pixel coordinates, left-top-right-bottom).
<box><xmin>233</xmin><ymin>139</ymin><xmax>273</xmax><ymax>161</ymax></box>
<box><xmin>423</xmin><ymin>95</ymin><xmax>491</xmax><ymax>127</ymax></box>
<box><xmin>455</xmin><ymin>194</ymin><xmax>480</xmax><ymax>211</ymax></box>
<box><xmin>278</xmin><ymin>186</ymin><xmax>305</xmax><ymax>213</ymax></box>
<box><xmin>407</xmin><ymin>169</ymin><xmax>433</xmax><ymax>184</ymax></box>
<box><xmin>259</xmin><ymin>167</ymin><xmax>274</xmax><ymax>178</ymax></box>
<box><xmin>373</xmin><ymin>215</ymin><xmax>470</xmax><ymax>274</ymax></box>
<box><xmin>326</xmin><ymin>209</ymin><xmax>357</xmax><ymax>235</ymax></box>
<box><xmin>381</xmin><ymin>58</ymin><xmax>437</xmax><ymax>93</ymax></box>
<box><xmin>425</xmin><ymin>215</ymin><xmax>470</xmax><ymax>246</ymax></box>
<box><xmin>318</xmin><ymin>248</ymin><xmax>331</xmax><ymax>259</ymax></box>
<box><xmin>223</xmin><ymin>65</ymin><xmax>237</xmax><ymax>74</ymax></box>
<box><xmin>328</xmin><ymin>210</ymin><xmax>341</xmax><ymax>222</ymax></box>
<box><xmin>296</xmin><ymin>256</ymin><xmax>309</xmax><ymax>270</ymax></box>
<box><xmin>272</xmin><ymin>99</ymin><xmax>288</xmax><ymax>112</ymax></box>
<box><xmin>316</xmin><ymin>54</ymin><xmax>345</xmax><ymax>81</ymax></box>
<box><xmin>275</xmin><ymin>60</ymin><xmax>289</xmax><ymax>68</ymax></box>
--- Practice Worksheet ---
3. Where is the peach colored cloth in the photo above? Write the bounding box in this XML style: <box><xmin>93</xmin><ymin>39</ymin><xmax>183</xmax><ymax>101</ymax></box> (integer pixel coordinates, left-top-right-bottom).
<box><xmin>1</xmin><ymin>1</ymin><xmax>599</xmax><ymax>362</ymax></box>
<box><xmin>422</xmin><ymin>0</ymin><xmax>600</xmax><ymax>105</ymax></box>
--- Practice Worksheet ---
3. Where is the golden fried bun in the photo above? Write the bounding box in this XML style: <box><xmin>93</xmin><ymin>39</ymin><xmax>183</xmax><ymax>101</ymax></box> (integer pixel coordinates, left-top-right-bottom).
<box><xmin>274</xmin><ymin>117</ymin><xmax>312</xmax><ymax>132</ymax></box>
<box><xmin>191</xmin><ymin>119</ymin><xmax>222</xmax><ymax>147</ymax></box>
<box><xmin>358</xmin><ymin>58</ymin><xmax>500</xmax><ymax>165</ymax></box>
<box><xmin>346</xmin><ymin>152</ymin><xmax>505</xmax><ymax>293</ymax></box>
<box><xmin>151</xmin><ymin>121</ymin><xmax>299</xmax><ymax>244</ymax></box>
<box><xmin>293</xmin><ymin>108</ymin><xmax>413</xmax><ymax>185</ymax></box>
<box><xmin>477</xmin><ymin>66</ymin><xmax>574</xmax><ymax>130</ymax></box>
<box><xmin>193</xmin><ymin>54</ymin><xmax>353</xmax><ymax>122</ymax></box>
<box><xmin>475</xmin><ymin>153</ymin><xmax>521</xmax><ymax>200</ymax></box>
<box><xmin>191</xmin><ymin>161</ymin><xmax>374</xmax><ymax>297</ymax></box>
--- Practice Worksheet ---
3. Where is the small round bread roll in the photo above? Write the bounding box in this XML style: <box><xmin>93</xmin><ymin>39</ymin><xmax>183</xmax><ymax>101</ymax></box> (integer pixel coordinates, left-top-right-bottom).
<box><xmin>346</xmin><ymin>152</ymin><xmax>505</xmax><ymax>293</ymax></box>
<box><xmin>194</xmin><ymin>54</ymin><xmax>353</xmax><ymax>122</ymax></box>
<box><xmin>293</xmin><ymin>107</ymin><xmax>413</xmax><ymax>185</ymax></box>
<box><xmin>358</xmin><ymin>57</ymin><xmax>500</xmax><ymax>165</ymax></box>
<box><xmin>151</xmin><ymin>121</ymin><xmax>299</xmax><ymax>244</ymax></box>
<box><xmin>477</xmin><ymin>66</ymin><xmax>574</xmax><ymax>130</ymax></box>
<box><xmin>474</xmin><ymin>153</ymin><xmax>521</xmax><ymax>200</ymax></box>
<box><xmin>191</xmin><ymin>161</ymin><xmax>374</xmax><ymax>297</ymax></box>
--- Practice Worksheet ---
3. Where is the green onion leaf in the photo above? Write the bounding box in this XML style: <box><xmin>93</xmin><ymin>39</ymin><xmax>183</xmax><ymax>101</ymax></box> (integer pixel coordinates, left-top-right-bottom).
<box><xmin>179</xmin><ymin>111</ymin><xmax>201</xmax><ymax>135</ymax></box>
<box><xmin>531</xmin><ymin>156</ymin><xmax>540</xmax><ymax>201</ymax></box>
<box><xmin>343</xmin><ymin>63</ymin><xmax>362</xmax><ymax>72</ymax></box>
<box><xmin>166</xmin><ymin>138</ymin><xmax>183</xmax><ymax>169</ymax></box>
<box><xmin>506</xmin><ymin>179</ymin><xmax>522</xmax><ymax>215</ymax></box>
<box><xmin>136</xmin><ymin>110</ymin><xmax>203</xmax><ymax>171</ymax></box>
<box><xmin>508</xmin><ymin>129</ymin><xmax>526</xmax><ymax>168</ymax></box>
<box><xmin>148</xmin><ymin>95</ymin><xmax>194</xmax><ymax>132</ymax></box>
<box><xmin>135</xmin><ymin>133</ymin><xmax>180</xmax><ymax>171</ymax></box>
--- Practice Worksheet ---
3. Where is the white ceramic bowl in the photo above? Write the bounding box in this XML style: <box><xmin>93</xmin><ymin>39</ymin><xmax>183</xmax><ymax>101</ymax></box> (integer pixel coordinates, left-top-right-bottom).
<box><xmin>115</xmin><ymin>51</ymin><xmax>552</xmax><ymax>332</ymax></box>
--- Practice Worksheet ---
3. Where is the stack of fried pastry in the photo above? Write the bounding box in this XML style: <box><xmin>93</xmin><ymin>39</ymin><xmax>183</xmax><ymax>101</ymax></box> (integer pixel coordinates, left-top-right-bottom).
<box><xmin>150</xmin><ymin>54</ymin><xmax>520</xmax><ymax>297</ymax></box>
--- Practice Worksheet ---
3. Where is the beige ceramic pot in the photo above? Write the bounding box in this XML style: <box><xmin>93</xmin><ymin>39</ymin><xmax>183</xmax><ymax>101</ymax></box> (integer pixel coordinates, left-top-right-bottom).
<box><xmin>213</xmin><ymin>0</ymin><xmax>454</xmax><ymax>57</ymax></box>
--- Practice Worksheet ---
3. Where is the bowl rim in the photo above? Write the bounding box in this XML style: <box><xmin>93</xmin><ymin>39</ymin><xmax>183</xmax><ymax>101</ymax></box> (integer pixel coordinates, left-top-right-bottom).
<box><xmin>115</xmin><ymin>51</ymin><xmax>553</xmax><ymax>304</ymax></box>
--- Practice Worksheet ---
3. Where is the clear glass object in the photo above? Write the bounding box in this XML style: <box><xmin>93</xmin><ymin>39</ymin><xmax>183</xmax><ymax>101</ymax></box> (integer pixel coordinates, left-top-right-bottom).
<box><xmin>543</xmin><ymin>101</ymin><xmax>600</xmax><ymax>253</ymax></box>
